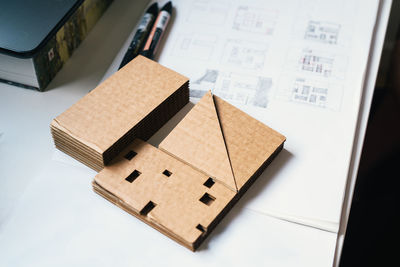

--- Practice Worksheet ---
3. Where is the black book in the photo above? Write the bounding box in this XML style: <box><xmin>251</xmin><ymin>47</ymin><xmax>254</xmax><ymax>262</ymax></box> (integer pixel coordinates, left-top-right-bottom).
<box><xmin>0</xmin><ymin>0</ymin><xmax>112</xmax><ymax>91</ymax></box>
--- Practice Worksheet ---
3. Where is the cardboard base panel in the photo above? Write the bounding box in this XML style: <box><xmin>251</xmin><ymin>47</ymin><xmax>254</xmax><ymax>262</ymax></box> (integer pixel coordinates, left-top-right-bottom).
<box><xmin>93</xmin><ymin>140</ymin><xmax>284</xmax><ymax>250</ymax></box>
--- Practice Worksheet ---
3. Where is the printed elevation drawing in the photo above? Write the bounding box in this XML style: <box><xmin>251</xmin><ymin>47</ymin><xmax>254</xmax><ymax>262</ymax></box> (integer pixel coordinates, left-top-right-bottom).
<box><xmin>221</xmin><ymin>39</ymin><xmax>268</xmax><ymax>70</ymax></box>
<box><xmin>304</xmin><ymin>21</ymin><xmax>341</xmax><ymax>44</ymax></box>
<box><xmin>277</xmin><ymin>77</ymin><xmax>343</xmax><ymax>111</ymax></box>
<box><xmin>186</xmin><ymin>0</ymin><xmax>228</xmax><ymax>26</ymax></box>
<box><xmin>171</xmin><ymin>33</ymin><xmax>218</xmax><ymax>60</ymax></box>
<box><xmin>233</xmin><ymin>6</ymin><xmax>278</xmax><ymax>35</ymax></box>
<box><xmin>277</xmin><ymin>47</ymin><xmax>347</xmax><ymax>111</ymax></box>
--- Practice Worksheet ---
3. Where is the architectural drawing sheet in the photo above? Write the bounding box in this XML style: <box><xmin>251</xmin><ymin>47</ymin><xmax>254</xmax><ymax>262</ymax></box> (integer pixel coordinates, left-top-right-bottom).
<box><xmin>101</xmin><ymin>0</ymin><xmax>381</xmax><ymax>232</ymax></box>
<box><xmin>156</xmin><ymin>0</ymin><xmax>380</xmax><ymax>231</ymax></box>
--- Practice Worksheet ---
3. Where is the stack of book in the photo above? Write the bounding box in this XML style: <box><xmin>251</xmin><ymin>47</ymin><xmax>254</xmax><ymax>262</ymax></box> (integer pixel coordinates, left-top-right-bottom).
<box><xmin>50</xmin><ymin>56</ymin><xmax>189</xmax><ymax>171</ymax></box>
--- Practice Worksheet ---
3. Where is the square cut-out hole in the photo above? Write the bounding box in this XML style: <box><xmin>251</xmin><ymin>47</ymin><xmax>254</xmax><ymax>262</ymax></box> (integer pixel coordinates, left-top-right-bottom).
<box><xmin>203</xmin><ymin>177</ymin><xmax>215</xmax><ymax>188</ymax></box>
<box><xmin>199</xmin><ymin>193</ymin><xmax>215</xmax><ymax>206</ymax></box>
<box><xmin>125</xmin><ymin>170</ymin><xmax>141</xmax><ymax>183</ymax></box>
<box><xmin>140</xmin><ymin>201</ymin><xmax>156</xmax><ymax>216</ymax></box>
<box><xmin>124</xmin><ymin>150</ymin><xmax>137</xmax><ymax>160</ymax></box>
<box><xmin>162</xmin><ymin>169</ymin><xmax>172</xmax><ymax>177</ymax></box>
<box><xmin>196</xmin><ymin>224</ymin><xmax>206</xmax><ymax>233</ymax></box>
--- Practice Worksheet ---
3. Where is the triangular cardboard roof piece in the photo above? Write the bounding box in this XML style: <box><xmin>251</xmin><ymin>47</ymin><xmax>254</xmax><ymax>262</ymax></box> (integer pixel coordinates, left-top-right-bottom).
<box><xmin>159</xmin><ymin>91</ymin><xmax>237</xmax><ymax>192</ymax></box>
<box><xmin>213</xmin><ymin>95</ymin><xmax>286</xmax><ymax>190</ymax></box>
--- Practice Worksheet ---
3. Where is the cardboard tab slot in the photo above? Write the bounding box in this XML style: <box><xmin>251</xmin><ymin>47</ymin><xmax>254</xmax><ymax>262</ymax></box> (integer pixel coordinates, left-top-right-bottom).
<box><xmin>203</xmin><ymin>178</ymin><xmax>215</xmax><ymax>188</ymax></box>
<box><xmin>124</xmin><ymin>150</ymin><xmax>137</xmax><ymax>160</ymax></box>
<box><xmin>199</xmin><ymin>193</ymin><xmax>215</xmax><ymax>206</ymax></box>
<box><xmin>140</xmin><ymin>201</ymin><xmax>157</xmax><ymax>216</ymax></box>
<box><xmin>125</xmin><ymin>170</ymin><xmax>141</xmax><ymax>183</ymax></box>
<box><xmin>196</xmin><ymin>224</ymin><xmax>206</xmax><ymax>233</ymax></box>
<box><xmin>162</xmin><ymin>169</ymin><xmax>172</xmax><ymax>177</ymax></box>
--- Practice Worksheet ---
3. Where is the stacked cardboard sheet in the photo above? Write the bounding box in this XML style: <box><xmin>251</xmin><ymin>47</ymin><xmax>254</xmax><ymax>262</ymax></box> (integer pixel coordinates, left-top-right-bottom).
<box><xmin>93</xmin><ymin>91</ymin><xmax>286</xmax><ymax>250</ymax></box>
<box><xmin>51</xmin><ymin>56</ymin><xmax>189</xmax><ymax>171</ymax></box>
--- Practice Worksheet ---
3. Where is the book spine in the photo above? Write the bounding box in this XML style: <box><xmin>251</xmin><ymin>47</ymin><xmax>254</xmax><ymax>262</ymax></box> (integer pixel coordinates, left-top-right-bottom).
<box><xmin>0</xmin><ymin>78</ymin><xmax>38</xmax><ymax>90</ymax></box>
<box><xmin>33</xmin><ymin>0</ymin><xmax>113</xmax><ymax>91</ymax></box>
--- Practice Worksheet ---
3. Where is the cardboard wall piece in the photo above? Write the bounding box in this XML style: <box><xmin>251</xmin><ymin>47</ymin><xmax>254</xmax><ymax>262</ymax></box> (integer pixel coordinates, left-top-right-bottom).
<box><xmin>50</xmin><ymin>56</ymin><xmax>189</xmax><ymax>171</ymax></box>
<box><xmin>93</xmin><ymin>91</ymin><xmax>286</xmax><ymax>251</ymax></box>
<box><xmin>94</xmin><ymin>139</ymin><xmax>236</xmax><ymax>251</ymax></box>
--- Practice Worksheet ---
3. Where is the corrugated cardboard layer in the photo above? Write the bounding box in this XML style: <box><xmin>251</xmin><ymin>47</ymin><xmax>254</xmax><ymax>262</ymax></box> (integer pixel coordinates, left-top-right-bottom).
<box><xmin>94</xmin><ymin>139</ymin><xmax>235</xmax><ymax>250</ymax></box>
<box><xmin>51</xmin><ymin>55</ymin><xmax>189</xmax><ymax>170</ymax></box>
<box><xmin>158</xmin><ymin>91</ymin><xmax>236</xmax><ymax>191</ymax></box>
<box><xmin>160</xmin><ymin>91</ymin><xmax>286</xmax><ymax>191</ymax></box>
<box><xmin>54</xmin><ymin>55</ymin><xmax>188</xmax><ymax>153</ymax></box>
<box><xmin>51</xmin><ymin>127</ymin><xmax>103</xmax><ymax>160</ymax></box>
<box><xmin>53</xmin><ymin>141</ymin><xmax>103</xmax><ymax>171</ymax></box>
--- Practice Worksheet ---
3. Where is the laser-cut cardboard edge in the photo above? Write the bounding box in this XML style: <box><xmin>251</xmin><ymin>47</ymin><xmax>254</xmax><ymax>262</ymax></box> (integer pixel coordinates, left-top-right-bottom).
<box><xmin>210</xmin><ymin>91</ymin><xmax>238</xmax><ymax>192</ymax></box>
<box><xmin>51</xmin><ymin>120</ymin><xmax>103</xmax><ymax>154</ymax></box>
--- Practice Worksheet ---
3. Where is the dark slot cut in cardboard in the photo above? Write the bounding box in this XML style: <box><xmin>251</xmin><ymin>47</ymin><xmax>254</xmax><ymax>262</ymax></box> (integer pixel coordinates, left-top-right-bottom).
<box><xmin>50</xmin><ymin>55</ymin><xmax>189</xmax><ymax>171</ymax></box>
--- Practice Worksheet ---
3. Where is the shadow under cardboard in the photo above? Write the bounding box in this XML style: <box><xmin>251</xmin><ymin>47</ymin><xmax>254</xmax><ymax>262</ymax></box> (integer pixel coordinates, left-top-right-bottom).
<box><xmin>148</xmin><ymin>101</ymin><xmax>195</xmax><ymax>146</ymax></box>
<box><xmin>197</xmin><ymin>148</ymin><xmax>293</xmax><ymax>251</ymax></box>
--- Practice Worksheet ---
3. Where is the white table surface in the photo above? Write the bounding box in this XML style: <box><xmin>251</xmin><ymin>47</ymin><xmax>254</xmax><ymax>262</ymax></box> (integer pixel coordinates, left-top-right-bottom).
<box><xmin>0</xmin><ymin>0</ymin><xmax>352</xmax><ymax>266</ymax></box>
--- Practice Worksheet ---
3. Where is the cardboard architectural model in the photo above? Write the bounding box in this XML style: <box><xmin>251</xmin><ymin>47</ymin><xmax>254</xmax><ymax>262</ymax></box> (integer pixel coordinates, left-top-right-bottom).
<box><xmin>51</xmin><ymin>56</ymin><xmax>286</xmax><ymax>251</ymax></box>
<box><xmin>93</xmin><ymin>92</ymin><xmax>286</xmax><ymax>250</ymax></box>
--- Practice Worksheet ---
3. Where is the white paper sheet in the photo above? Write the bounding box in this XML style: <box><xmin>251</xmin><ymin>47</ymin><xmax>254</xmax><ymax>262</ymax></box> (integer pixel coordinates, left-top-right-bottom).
<box><xmin>102</xmin><ymin>0</ymin><xmax>381</xmax><ymax>231</ymax></box>
<box><xmin>159</xmin><ymin>0</ymin><xmax>381</xmax><ymax>230</ymax></box>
